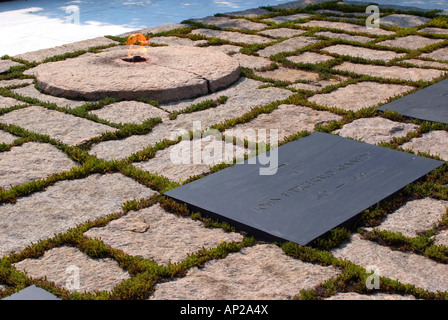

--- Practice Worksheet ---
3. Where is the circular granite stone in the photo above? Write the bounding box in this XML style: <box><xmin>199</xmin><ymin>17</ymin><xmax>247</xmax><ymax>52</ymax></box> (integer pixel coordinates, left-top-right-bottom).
<box><xmin>34</xmin><ymin>46</ymin><xmax>241</xmax><ymax>103</ymax></box>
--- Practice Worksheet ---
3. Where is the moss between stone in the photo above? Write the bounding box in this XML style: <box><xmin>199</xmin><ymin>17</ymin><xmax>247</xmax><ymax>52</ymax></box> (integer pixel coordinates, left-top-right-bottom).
<box><xmin>1</xmin><ymin>1</ymin><xmax>448</xmax><ymax>300</ymax></box>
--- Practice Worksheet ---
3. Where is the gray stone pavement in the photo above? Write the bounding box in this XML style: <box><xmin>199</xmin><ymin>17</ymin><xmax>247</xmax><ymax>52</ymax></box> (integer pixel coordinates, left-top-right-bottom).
<box><xmin>1</xmin><ymin>0</ymin><xmax>448</xmax><ymax>300</ymax></box>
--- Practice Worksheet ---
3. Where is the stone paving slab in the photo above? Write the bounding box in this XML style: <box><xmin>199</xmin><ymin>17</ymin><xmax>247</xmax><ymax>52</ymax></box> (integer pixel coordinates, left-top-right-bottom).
<box><xmin>332</xmin><ymin>234</ymin><xmax>448</xmax><ymax>293</ymax></box>
<box><xmin>0</xmin><ymin>142</ymin><xmax>79</xmax><ymax>190</ymax></box>
<box><xmin>12</xmin><ymin>85</ymin><xmax>86</xmax><ymax>109</ymax></box>
<box><xmin>224</xmin><ymin>104</ymin><xmax>342</xmax><ymax>144</ymax></box>
<box><xmin>149</xmin><ymin>36</ymin><xmax>208</xmax><ymax>47</ymax></box>
<box><xmin>89</xmin><ymin>78</ymin><xmax>293</xmax><ymax>161</ymax></box>
<box><xmin>334</xmin><ymin>62</ymin><xmax>446</xmax><ymax>82</ymax></box>
<box><xmin>322</xmin><ymin>44</ymin><xmax>405</xmax><ymax>62</ymax></box>
<box><xmin>191</xmin><ymin>29</ymin><xmax>272</xmax><ymax>45</ymax></box>
<box><xmin>84</xmin><ymin>204</ymin><xmax>244</xmax><ymax>265</ymax></box>
<box><xmin>133</xmin><ymin>135</ymin><xmax>246</xmax><ymax>181</ymax></box>
<box><xmin>308</xmin><ymin>82</ymin><xmax>414</xmax><ymax>111</ymax></box>
<box><xmin>0</xmin><ymin>130</ymin><xmax>18</xmax><ymax>145</ymax></box>
<box><xmin>262</xmin><ymin>13</ymin><xmax>313</xmax><ymax>24</ymax></box>
<box><xmin>231</xmin><ymin>53</ymin><xmax>273</xmax><ymax>69</ymax></box>
<box><xmin>299</xmin><ymin>20</ymin><xmax>395</xmax><ymax>36</ymax></box>
<box><xmin>434</xmin><ymin>230</ymin><xmax>448</xmax><ymax>246</ymax></box>
<box><xmin>0</xmin><ymin>96</ymin><xmax>24</xmax><ymax>108</ymax></box>
<box><xmin>255</xmin><ymin>67</ymin><xmax>321</xmax><ymax>82</ymax></box>
<box><xmin>374</xmin><ymin>198</ymin><xmax>448</xmax><ymax>237</ymax></box>
<box><xmin>380</xmin><ymin>14</ymin><xmax>431</xmax><ymax>28</ymax></box>
<box><xmin>377</xmin><ymin>35</ymin><xmax>444</xmax><ymax>51</ymax></box>
<box><xmin>14</xmin><ymin>37</ymin><xmax>119</xmax><ymax>63</ymax></box>
<box><xmin>89</xmin><ymin>101</ymin><xmax>170</xmax><ymax>124</ymax></box>
<box><xmin>190</xmin><ymin>16</ymin><xmax>267</xmax><ymax>31</ymax></box>
<box><xmin>419</xmin><ymin>27</ymin><xmax>448</xmax><ymax>35</ymax></box>
<box><xmin>334</xmin><ymin>117</ymin><xmax>419</xmax><ymax>145</ymax></box>
<box><xmin>0</xmin><ymin>60</ymin><xmax>21</xmax><ymax>74</ymax></box>
<box><xmin>286</xmin><ymin>51</ymin><xmax>334</xmax><ymax>64</ymax></box>
<box><xmin>149</xmin><ymin>244</ymin><xmax>341</xmax><ymax>300</ymax></box>
<box><xmin>0</xmin><ymin>173</ymin><xmax>155</xmax><ymax>257</ymax></box>
<box><xmin>257</xmin><ymin>37</ymin><xmax>320</xmax><ymax>58</ymax></box>
<box><xmin>207</xmin><ymin>45</ymin><xmax>241</xmax><ymax>54</ymax></box>
<box><xmin>399</xmin><ymin>59</ymin><xmax>448</xmax><ymax>70</ymax></box>
<box><xmin>0</xmin><ymin>79</ymin><xmax>34</xmax><ymax>88</ymax></box>
<box><xmin>402</xmin><ymin>130</ymin><xmax>448</xmax><ymax>161</ymax></box>
<box><xmin>0</xmin><ymin>106</ymin><xmax>117</xmax><ymax>146</ymax></box>
<box><xmin>421</xmin><ymin>47</ymin><xmax>448</xmax><ymax>61</ymax></box>
<box><xmin>258</xmin><ymin>28</ymin><xmax>306</xmax><ymax>39</ymax></box>
<box><xmin>14</xmin><ymin>246</ymin><xmax>130</xmax><ymax>293</ymax></box>
<box><xmin>326</xmin><ymin>292</ymin><xmax>416</xmax><ymax>300</ymax></box>
<box><xmin>314</xmin><ymin>31</ymin><xmax>372</xmax><ymax>43</ymax></box>
<box><xmin>287</xmin><ymin>76</ymin><xmax>346</xmax><ymax>91</ymax></box>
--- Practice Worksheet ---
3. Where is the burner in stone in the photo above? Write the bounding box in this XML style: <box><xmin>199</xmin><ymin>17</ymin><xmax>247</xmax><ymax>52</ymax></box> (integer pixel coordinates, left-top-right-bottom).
<box><xmin>121</xmin><ymin>55</ymin><xmax>148</xmax><ymax>63</ymax></box>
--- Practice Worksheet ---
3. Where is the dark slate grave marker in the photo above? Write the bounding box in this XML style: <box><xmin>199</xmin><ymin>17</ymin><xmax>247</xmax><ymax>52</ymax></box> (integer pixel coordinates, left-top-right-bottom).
<box><xmin>378</xmin><ymin>78</ymin><xmax>448</xmax><ymax>124</ymax></box>
<box><xmin>164</xmin><ymin>132</ymin><xmax>444</xmax><ymax>245</ymax></box>
<box><xmin>2</xmin><ymin>285</ymin><xmax>61</xmax><ymax>300</ymax></box>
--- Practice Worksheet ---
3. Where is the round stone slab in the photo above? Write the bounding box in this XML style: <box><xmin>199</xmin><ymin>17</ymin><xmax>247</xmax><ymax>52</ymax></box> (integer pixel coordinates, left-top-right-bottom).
<box><xmin>34</xmin><ymin>46</ymin><xmax>241</xmax><ymax>103</ymax></box>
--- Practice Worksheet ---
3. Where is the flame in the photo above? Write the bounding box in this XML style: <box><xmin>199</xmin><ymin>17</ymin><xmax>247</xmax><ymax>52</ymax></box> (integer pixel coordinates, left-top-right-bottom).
<box><xmin>125</xmin><ymin>33</ymin><xmax>151</xmax><ymax>58</ymax></box>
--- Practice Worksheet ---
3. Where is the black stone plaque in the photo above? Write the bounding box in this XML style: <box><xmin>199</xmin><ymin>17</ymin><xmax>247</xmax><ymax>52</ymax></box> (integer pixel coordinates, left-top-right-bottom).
<box><xmin>164</xmin><ymin>132</ymin><xmax>444</xmax><ymax>245</ymax></box>
<box><xmin>2</xmin><ymin>285</ymin><xmax>61</xmax><ymax>300</ymax></box>
<box><xmin>378</xmin><ymin>78</ymin><xmax>448</xmax><ymax>124</ymax></box>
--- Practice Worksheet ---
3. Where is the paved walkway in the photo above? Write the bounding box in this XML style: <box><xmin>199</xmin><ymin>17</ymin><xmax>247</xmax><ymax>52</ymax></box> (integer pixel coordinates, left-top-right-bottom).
<box><xmin>1</xmin><ymin>0</ymin><xmax>448</xmax><ymax>300</ymax></box>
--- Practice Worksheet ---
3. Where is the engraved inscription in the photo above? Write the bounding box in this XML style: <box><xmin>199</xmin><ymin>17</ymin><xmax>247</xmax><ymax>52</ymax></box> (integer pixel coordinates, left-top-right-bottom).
<box><xmin>253</xmin><ymin>153</ymin><xmax>371</xmax><ymax>212</ymax></box>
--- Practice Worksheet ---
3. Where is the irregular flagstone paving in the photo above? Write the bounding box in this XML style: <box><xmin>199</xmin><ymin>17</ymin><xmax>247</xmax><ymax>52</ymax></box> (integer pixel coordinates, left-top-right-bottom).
<box><xmin>14</xmin><ymin>246</ymin><xmax>130</xmax><ymax>293</ymax></box>
<box><xmin>334</xmin><ymin>62</ymin><xmax>446</xmax><ymax>82</ymax></box>
<box><xmin>0</xmin><ymin>79</ymin><xmax>34</xmax><ymax>88</ymax></box>
<box><xmin>326</xmin><ymin>292</ymin><xmax>417</xmax><ymax>300</ymax></box>
<box><xmin>149</xmin><ymin>244</ymin><xmax>341</xmax><ymax>300</ymax></box>
<box><xmin>231</xmin><ymin>53</ymin><xmax>273</xmax><ymax>70</ymax></box>
<box><xmin>0</xmin><ymin>130</ymin><xmax>18</xmax><ymax>144</ymax></box>
<box><xmin>0</xmin><ymin>173</ymin><xmax>155</xmax><ymax>257</ymax></box>
<box><xmin>286</xmin><ymin>51</ymin><xmax>334</xmax><ymax>64</ymax></box>
<box><xmin>262</xmin><ymin>13</ymin><xmax>313</xmax><ymax>24</ymax></box>
<box><xmin>89</xmin><ymin>101</ymin><xmax>170</xmax><ymax>124</ymax></box>
<box><xmin>190</xmin><ymin>16</ymin><xmax>267</xmax><ymax>31</ymax></box>
<box><xmin>84</xmin><ymin>204</ymin><xmax>244</xmax><ymax>265</ymax></box>
<box><xmin>89</xmin><ymin>78</ymin><xmax>293</xmax><ymax>160</ymax></box>
<box><xmin>0</xmin><ymin>106</ymin><xmax>117</xmax><ymax>146</ymax></box>
<box><xmin>314</xmin><ymin>31</ymin><xmax>372</xmax><ymax>43</ymax></box>
<box><xmin>334</xmin><ymin>117</ymin><xmax>419</xmax><ymax>145</ymax></box>
<box><xmin>380</xmin><ymin>14</ymin><xmax>431</xmax><ymax>28</ymax></box>
<box><xmin>419</xmin><ymin>27</ymin><xmax>448</xmax><ymax>35</ymax></box>
<box><xmin>0</xmin><ymin>96</ymin><xmax>23</xmax><ymax>108</ymax></box>
<box><xmin>0</xmin><ymin>60</ymin><xmax>21</xmax><ymax>74</ymax></box>
<box><xmin>2</xmin><ymin>0</ymin><xmax>448</xmax><ymax>301</ymax></box>
<box><xmin>258</xmin><ymin>28</ymin><xmax>306</xmax><ymax>39</ymax></box>
<box><xmin>374</xmin><ymin>198</ymin><xmax>448</xmax><ymax>237</ymax></box>
<box><xmin>257</xmin><ymin>37</ymin><xmax>320</xmax><ymax>58</ymax></box>
<box><xmin>401</xmin><ymin>130</ymin><xmax>448</xmax><ymax>161</ymax></box>
<box><xmin>149</xmin><ymin>36</ymin><xmax>208</xmax><ymax>47</ymax></box>
<box><xmin>322</xmin><ymin>44</ymin><xmax>406</xmax><ymax>62</ymax></box>
<box><xmin>299</xmin><ymin>20</ymin><xmax>395</xmax><ymax>36</ymax></box>
<box><xmin>133</xmin><ymin>135</ymin><xmax>247</xmax><ymax>181</ymax></box>
<box><xmin>0</xmin><ymin>142</ymin><xmax>79</xmax><ymax>189</ymax></box>
<box><xmin>224</xmin><ymin>104</ymin><xmax>342</xmax><ymax>143</ymax></box>
<box><xmin>377</xmin><ymin>36</ymin><xmax>444</xmax><ymax>51</ymax></box>
<box><xmin>12</xmin><ymin>85</ymin><xmax>87</xmax><ymax>109</ymax></box>
<box><xmin>332</xmin><ymin>234</ymin><xmax>448</xmax><ymax>293</ymax></box>
<box><xmin>308</xmin><ymin>82</ymin><xmax>414</xmax><ymax>111</ymax></box>
<box><xmin>191</xmin><ymin>29</ymin><xmax>272</xmax><ymax>44</ymax></box>
<box><xmin>255</xmin><ymin>67</ymin><xmax>321</xmax><ymax>82</ymax></box>
<box><xmin>399</xmin><ymin>59</ymin><xmax>448</xmax><ymax>70</ymax></box>
<box><xmin>421</xmin><ymin>47</ymin><xmax>448</xmax><ymax>61</ymax></box>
